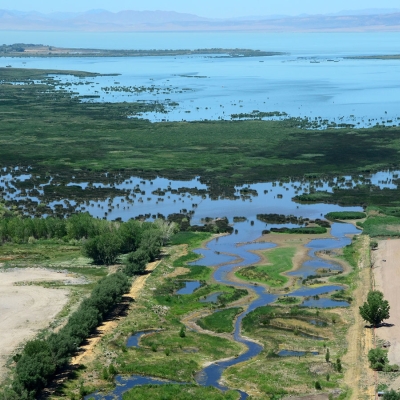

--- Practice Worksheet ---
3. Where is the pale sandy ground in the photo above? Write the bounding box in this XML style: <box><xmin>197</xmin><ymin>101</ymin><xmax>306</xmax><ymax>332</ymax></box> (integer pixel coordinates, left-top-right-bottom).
<box><xmin>373</xmin><ymin>239</ymin><xmax>400</xmax><ymax>367</ymax></box>
<box><xmin>71</xmin><ymin>259</ymin><xmax>161</xmax><ymax>366</ymax></box>
<box><xmin>0</xmin><ymin>268</ymin><xmax>81</xmax><ymax>382</ymax></box>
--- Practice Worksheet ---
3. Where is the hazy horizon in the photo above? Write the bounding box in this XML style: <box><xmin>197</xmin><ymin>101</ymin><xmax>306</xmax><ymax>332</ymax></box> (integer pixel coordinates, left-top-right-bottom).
<box><xmin>2</xmin><ymin>0</ymin><xmax>400</xmax><ymax>18</ymax></box>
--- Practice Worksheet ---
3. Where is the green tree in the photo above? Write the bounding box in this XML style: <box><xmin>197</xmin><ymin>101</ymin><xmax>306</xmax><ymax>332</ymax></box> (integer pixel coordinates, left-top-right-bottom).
<box><xmin>325</xmin><ymin>348</ymin><xmax>330</xmax><ymax>363</ymax></box>
<box><xmin>359</xmin><ymin>290</ymin><xmax>390</xmax><ymax>327</ymax></box>
<box><xmin>368</xmin><ymin>348</ymin><xmax>389</xmax><ymax>371</ymax></box>
<box><xmin>383</xmin><ymin>390</ymin><xmax>400</xmax><ymax>400</ymax></box>
<box><xmin>83</xmin><ymin>232</ymin><xmax>122</xmax><ymax>265</ymax></box>
<box><xmin>179</xmin><ymin>326</ymin><xmax>186</xmax><ymax>338</ymax></box>
<box><xmin>125</xmin><ymin>248</ymin><xmax>150</xmax><ymax>276</ymax></box>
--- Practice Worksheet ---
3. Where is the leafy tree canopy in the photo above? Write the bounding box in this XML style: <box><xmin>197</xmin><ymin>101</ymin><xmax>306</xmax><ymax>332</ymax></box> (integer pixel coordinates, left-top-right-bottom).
<box><xmin>359</xmin><ymin>290</ymin><xmax>390</xmax><ymax>327</ymax></box>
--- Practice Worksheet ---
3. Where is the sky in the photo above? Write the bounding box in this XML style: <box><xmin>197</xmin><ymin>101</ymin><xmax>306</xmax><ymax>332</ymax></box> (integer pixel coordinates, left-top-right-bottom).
<box><xmin>3</xmin><ymin>0</ymin><xmax>400</xmax><ymax>18</ymax></box>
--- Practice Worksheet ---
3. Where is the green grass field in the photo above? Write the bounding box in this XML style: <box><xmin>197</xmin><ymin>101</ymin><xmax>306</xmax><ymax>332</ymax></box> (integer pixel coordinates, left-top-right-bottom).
<box><xmin>122</xmin><ymin>384</ymin><xmax>240</xmax><ymax>400</ymax></box>
<box><xmin>235</xmin><ymin>247</ymin><xmax>295</xmax><ymax>287</ymax></box>
<box><xmin>197</xmin><ymin>308</ymin><xmax>243</xmax><ymax>333</ymax></box>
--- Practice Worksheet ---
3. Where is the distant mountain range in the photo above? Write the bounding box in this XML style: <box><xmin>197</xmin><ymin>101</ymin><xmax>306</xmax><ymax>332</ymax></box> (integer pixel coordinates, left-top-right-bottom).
<box><xmin>1</xmin><ymin>8</ymin><xmax>400</xmax><ymax>32</ymax></box>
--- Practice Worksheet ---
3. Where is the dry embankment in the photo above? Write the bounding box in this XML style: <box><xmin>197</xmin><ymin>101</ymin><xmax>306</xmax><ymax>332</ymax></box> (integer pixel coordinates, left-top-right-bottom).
<box><xmin>71</xmin><ymin>260</ymin><xmax>161</xmax><ymax>366</ymax></box>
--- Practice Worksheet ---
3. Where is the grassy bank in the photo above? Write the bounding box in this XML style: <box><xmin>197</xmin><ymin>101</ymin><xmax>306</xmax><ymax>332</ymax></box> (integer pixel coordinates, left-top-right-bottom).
<box><xmin>235</xmin><ymin>247</ymin><xmax>295</xmax><ymax>287</ymax></box>
<box><xmin>197</xmin><ymin>308</ymin><xmax>243</xmax><ymax>333</ymax></box>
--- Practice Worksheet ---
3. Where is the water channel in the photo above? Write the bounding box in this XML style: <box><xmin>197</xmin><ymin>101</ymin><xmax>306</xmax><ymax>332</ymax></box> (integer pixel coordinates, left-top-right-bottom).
<box><xmin>86</xmin><ymin>219</ymin><xmax>359</xmax><ymax>399</ymax></box>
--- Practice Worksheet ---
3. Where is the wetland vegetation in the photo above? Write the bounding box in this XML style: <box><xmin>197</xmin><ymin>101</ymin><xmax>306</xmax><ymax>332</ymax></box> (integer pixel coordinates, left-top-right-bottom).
<box><xmin>2</xmin><ymin>67</ymin><xmax>400</xmax><ymax>190</ymax></box>
<box><xmin>2</xmin><ymin>59</ymin><xmax>400</xmax><ymax>400</ymax></box>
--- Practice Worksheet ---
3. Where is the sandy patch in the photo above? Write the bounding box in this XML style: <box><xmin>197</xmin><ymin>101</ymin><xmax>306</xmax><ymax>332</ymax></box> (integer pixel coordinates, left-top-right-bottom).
<box><xmin>71</xmin><ymin>259</ymin><xmax>161</xmax><ymax>366</ymax></box>
<box><xmin>373</xmin><ymin>239</ymin><xmax>400</xmax><ymax>367</ymax></box>
<box><xmin>0</xmin><ymin>268</ymin><xmax>81</xmax><ymax>382</ymax></box>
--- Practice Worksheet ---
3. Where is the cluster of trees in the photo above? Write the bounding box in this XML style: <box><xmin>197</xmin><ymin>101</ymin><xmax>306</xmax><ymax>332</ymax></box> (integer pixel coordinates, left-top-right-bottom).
<box><xmin>0</xmin><ymin>213</ymin><xmax>180</xmax><ymax>398</ymax></box>
<box><xmin>11</xmin><ymin>273</ymin><xmax>130</xmax><ymax>399</ymax></box>
<box><xmin>0</xmin><ymin>213</ymin><xmax>178</xmax><ymax>268</ymax></box>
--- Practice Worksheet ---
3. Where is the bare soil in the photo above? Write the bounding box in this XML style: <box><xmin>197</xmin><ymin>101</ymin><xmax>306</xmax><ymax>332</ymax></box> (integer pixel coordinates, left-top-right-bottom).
<box><xmin>373</xmin><ymin>239</ymin><xmax>400</xmax><ymax>391</ymax></box>
<box><xmin>0</xmin><ymin>268</ymin><xmax>82</xmax><ymax>382</ymax></box>
<box><xmin>71</xmin><ymin>259</ymin><xmax>161</xmax><ymax>366</ymax></box>
<box><xmin>343</xmin><ymin>235</ymin><xmax>376</xmax><ymax>399</ymax></box>
<box><xmin>373</xmin><ymin>239</ymin><xmax>400</xmax><ymax>365</ymax></box>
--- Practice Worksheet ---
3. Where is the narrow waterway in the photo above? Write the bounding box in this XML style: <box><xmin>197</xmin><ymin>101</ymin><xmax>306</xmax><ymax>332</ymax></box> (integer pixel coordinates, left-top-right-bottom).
<box><xmin>86</xmin><ymin>222</ymin><xmax>359</xmax><ymax>399</ymax></box>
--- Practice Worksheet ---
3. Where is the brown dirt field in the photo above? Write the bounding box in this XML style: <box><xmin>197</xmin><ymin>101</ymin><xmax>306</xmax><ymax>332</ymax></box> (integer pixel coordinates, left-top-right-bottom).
<box><xmin>373</xmin><ymin>239</ymin><xmax>400</xmax><ymax>391</ymax></box>
<box><xmin>71</xmin><ymin>259</ymin><xmax>161</xmax><ymax>366</ymax></box>
<box><xmin>343</xmin><ymin>235</ymin><xmax>376</xmax><ymax>400</ymax></box>
<box><xmin>0</xmin><ymin>268</ymin><xmax>82</xmax><ymax>383</ymax></box>
<box><xmin>373</xmin><ymin>239</ymin><xmax>400</xmax><ymax>365</ymax></box>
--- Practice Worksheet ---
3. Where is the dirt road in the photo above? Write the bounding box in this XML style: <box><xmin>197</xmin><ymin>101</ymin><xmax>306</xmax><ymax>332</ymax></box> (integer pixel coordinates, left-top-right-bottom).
<box><xmin>343</xmin><ymin>236</ymin><xmax>375</xmax><ymax>400</ymax></box>
<box><xmin>71</xmin><ymin>259</ymin><xmax>161</xmax><ymax>366</ymax></box>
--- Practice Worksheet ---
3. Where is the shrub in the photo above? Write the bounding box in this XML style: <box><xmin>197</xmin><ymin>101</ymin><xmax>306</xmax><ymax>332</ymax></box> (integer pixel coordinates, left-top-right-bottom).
<box><xmin>368</xmin><ymin>348</ymin><xmax>388</xmax><ymax>371</ymax></box>
<box><xmin>83</xmin><ymin>232</ymin><xmax>123</xmax><ymax>265</ymax></box>
<box><xmin>125</xmin><ymin>248</ymin><xmax>150</xmax><ymax>276</ymax></box>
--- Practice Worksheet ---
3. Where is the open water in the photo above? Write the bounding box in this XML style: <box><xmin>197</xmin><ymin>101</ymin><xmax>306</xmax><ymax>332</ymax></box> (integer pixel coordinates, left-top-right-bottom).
<box><xmin>1</xmin><ymin>32</ymin><xmax>400</xmax><ymax>126</ymax></box>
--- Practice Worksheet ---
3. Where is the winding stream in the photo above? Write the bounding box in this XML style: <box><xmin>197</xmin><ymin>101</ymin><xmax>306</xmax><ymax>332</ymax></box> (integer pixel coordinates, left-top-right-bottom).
<box><xmin>86</xmin><ymin>222</ymin><xmax>359</xmax><ymax>399</ymax></box>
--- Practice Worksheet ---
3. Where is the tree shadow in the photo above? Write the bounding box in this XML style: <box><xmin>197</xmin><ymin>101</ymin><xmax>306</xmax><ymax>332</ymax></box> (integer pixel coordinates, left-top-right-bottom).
<box><xmin>365</xmin><ymin>323</ymin><xmax>395</xmax><ymax>329</ymax></box>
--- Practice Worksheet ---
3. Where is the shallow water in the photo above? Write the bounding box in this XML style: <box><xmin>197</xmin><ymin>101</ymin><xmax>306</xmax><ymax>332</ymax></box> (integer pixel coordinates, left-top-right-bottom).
<box><xmin>3</xmin><ymin>32</ymin><xmax>400</xmax><ymax>126</ymax></box>
<box><xmin>199</xmin><ymin>292</ymin><xmax>223</xmax><ymax>303</ymax></box>
<box><xmin>7</xmin><ymin>166</ymin><xmax>400</xmax><ymax>224</ymax></box>
<box><xmin>85</xmin><ymin>375</ymin><xmax>185</xmax><ymax>400</ymax></box>
<box><xmin>126</xmin><ymin>331</ymin><xmax>159</xmax><ymax>348</ymax></box>
<box><xmin>302</xmin><ymin>298</ymin><xmax>350</xmax><ymax>308</ymax></box>
<box><xmin>277</xmin><ymin>350</ymin><xmax>319</xmax><ymax>357</ymax></box>
<box><xmin>176</xmin><ymin>281</ymin><xmax>201</xmax><ymax>295</ymax></box>
<box><xmin>85</xmin><ymin>221</ymin><xmax>358</xmax><ymax>399</ymax></box>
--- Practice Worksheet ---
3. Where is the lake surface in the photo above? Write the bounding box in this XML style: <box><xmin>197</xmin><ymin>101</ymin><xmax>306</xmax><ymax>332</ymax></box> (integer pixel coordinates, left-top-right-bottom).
<box><xmin>1</xmin><ymin>32</ymin><xmax>400</xmax><ymax>126</ymax></box>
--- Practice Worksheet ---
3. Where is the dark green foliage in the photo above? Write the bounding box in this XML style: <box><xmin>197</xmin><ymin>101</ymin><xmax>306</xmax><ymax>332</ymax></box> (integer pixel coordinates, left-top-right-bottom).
<box><xmin>315</xmin><ymin>381</ymin><xmax>322</xmax><ymax>390</ymax></box>
<box><xmin>0</xmin><ymin>216</ymin><xmax>67</xmax><ymax>243</ymax></box>
<box><xmin>325</xmin><ymin>348</ymin><xmax>330</xmax><ymax>363</ymax></box>
<box><xmin>383</xmin><ymin>390</ymin><xmax>400</xmax><ymax>400</ymax></box>
<box><xmin>108</xmin><ymin>364</ymin><xmax>118</xmax><ymax>377</ymax></box>
<box><xmin>325</xmin><ymin>211</ymin><xmax>366</xmax><ymax>220</ymax></box>
<box><xmin>125</xmin><ymin>248</ymin><xmax>150</xmax><ymax>276</ymax></box>
<box><xmin>139</xmin><ymin>228</ymin><xmax>162</xmax><ymax>261</ymax></box>
<box><xmin>13</xmin><ymin>272</ymin><xmax>130</xmax><ymax>398</ymax></box>
<box><xmin>368</xmin><ymin>348</ymin><xmax>389</xmax><ymax>371</ymax></box>
<box><xmin>359</xmin><ymin>291</ymin><xmax>390</xmax><ymax>326</ymax></box>
<box><xmin>66</xmin><ymin>213</ymin><xmax>99</xmax><ymax>239</ymax></box>
<box><xmin>118</xmin><ymin>219</ymin><xmax>143</xmax><ymax>253</ymax></box>
<box><xmin>336</xmin><ymin>358</ymin><xmax>342</xmax><ymax>373</ymax></box>
<box><xmin>0</xmin><ymin>214</ymin><xmax>164</xmax><ymax>268</ymax></box>
<box><xmin>12</xmin><ymin>340</ymin><xmax>55</xmax><ymax>398</ymax></box>
<box><xmin>83</xmin><ymin>232</ymin><xmax>123</xmax><ymax>265</ymax></box>
<box><xmin>270</xmin><ymin>226</ymin><xmax>327</xmax><ymax>234</ymax></box>
<box><xmin>179</xmin><ymin>326</ymin><xmax>186</xmax><ymax>338</ymax></box>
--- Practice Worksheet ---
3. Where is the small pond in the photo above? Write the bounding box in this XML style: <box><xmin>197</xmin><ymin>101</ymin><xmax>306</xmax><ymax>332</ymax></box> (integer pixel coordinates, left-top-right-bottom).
<box><xmin>302</xmin><ymin>298</ymin><xmax>350</xmax><ymax>308</ymax></box>
<box><xmin>199</xmin><ymin>292</ymin><xmax>223</xmax><ymax>303</ymax></box>
<box><xmin>126</xmin><ymin>331</ymin><xmax>158</xmax><ymax>348</ymax></box>
<box><xmin>176</xmin><ymin>281</ymin><xmax>201</xmax><ymax>295</ymax></box>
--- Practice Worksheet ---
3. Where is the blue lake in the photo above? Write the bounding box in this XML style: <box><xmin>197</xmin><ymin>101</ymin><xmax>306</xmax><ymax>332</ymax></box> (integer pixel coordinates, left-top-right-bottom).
<box><xmin>2</xmin><ymin>32</ymin><xmax>400</xmax><ymax>126</ymax></box>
